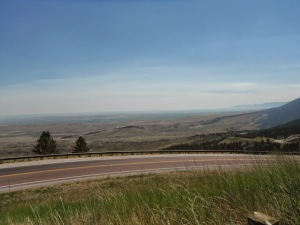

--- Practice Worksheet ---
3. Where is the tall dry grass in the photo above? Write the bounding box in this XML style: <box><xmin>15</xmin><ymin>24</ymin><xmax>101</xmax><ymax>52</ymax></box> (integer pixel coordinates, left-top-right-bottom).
<box><xmin>1</xmin><ymin>156</ymin><xmax>300</xmax><ymax>225</ymax></box>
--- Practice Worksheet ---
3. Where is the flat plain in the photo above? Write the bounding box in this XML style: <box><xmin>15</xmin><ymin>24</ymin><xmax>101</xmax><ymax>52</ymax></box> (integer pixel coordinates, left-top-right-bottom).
<box><xmin>0</xmin><ymin>111</ymin><xmax>264</xmax><ymax>157</ymax></box>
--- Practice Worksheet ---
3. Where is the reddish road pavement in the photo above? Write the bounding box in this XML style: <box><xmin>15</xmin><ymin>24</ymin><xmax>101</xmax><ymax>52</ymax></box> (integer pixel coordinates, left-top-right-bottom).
<box><xmin>0</xmin><ymin>154</ymin><xmax>280</xmax><ymax>193</ymax></box>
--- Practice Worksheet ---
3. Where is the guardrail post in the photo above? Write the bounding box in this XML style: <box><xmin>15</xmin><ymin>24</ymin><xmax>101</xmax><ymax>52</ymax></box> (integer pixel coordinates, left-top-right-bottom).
<box><xmin>248</xmin><ymin>212</ymin><xmax>279</xmax><ymax>225</ymax></box>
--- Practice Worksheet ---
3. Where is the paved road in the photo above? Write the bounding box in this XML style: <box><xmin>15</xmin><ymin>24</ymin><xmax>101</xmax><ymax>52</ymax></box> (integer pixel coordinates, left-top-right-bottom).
<box><xmin>0</xmin><ymin>154</ymin><xmax>280</xmax><ymax>193</ymax></box>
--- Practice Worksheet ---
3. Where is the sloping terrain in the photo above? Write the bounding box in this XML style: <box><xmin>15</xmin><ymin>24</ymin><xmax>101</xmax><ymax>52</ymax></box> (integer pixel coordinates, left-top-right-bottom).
<box><xmin>261</xmin><ymin>98</ymin><xmax>300</xmax><ymax>128</ymax></box>
<box><xmin>240</xmin><ymin>118</ymin><xmax>300</xmax><ymax>139</ymax></box>
<box><xmin>201</xmin><ymin>98</ymin><xmax>300</xmax><ymax>130</ymax></box>
<box><xmin>275</xmin><ymin>118</ymin><xmax>300</xmax><ymax>128</ymax></box>
<box><xmin>200</xmin><ymin>111</ymin><xmax>266</xmax><ymax>130</ymax></box>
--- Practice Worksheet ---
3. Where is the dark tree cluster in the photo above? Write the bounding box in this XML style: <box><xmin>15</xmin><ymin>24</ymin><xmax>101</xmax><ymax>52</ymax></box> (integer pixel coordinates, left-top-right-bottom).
<box><xmin>238</xmin><ymin>124</ymin><xmax>300</xmax><ymax>139</ymax></box>
<box><xmin>282</xmin><ymin>143</ymin><xmax>300</xmax><ymax>152</ymax></box>
<box><xmin>33</xmin><ymin>131</ymin><xmax>58</xmax><ymax>155</ymax></box>
<box><xmin>33</xmin><ymin>131</ymin><xmax>89</xmax><ymax>155</ymax></box>
<box><xmin>163</xmin><ymin>139</ymin><xmax>299</xmax><ymax>153</ymax></box>
<box><xmin>250</xmin><ymin>139</ymin><xmax>281</xmax><ymax>151</ymax></box>
<box><xmin>73</xmin><ymin>136</ymin><xmax>89</xmax><ymax>153</ymax></box>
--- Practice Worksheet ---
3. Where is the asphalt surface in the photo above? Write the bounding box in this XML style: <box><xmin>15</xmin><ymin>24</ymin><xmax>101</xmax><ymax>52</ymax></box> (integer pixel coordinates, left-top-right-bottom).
<box><xmin>0</xmin><ymin>154</ymin><xmax>279</xmax><ymax>193</ymax></box>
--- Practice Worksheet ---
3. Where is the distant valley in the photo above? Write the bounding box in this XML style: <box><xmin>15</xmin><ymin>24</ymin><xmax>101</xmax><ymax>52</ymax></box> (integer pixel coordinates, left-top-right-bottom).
<box><xmin>0</xmin><ymin>98</ymin><xmax>299</xmax><ymax>157</ymax></box>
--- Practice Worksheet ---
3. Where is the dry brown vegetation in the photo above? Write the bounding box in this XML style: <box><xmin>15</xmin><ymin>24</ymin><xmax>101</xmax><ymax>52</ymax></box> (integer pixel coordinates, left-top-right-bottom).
<box><xmin>0</xmin><ymin>111</ymin><xmax>264</xmax><ymax>157</ymax></box>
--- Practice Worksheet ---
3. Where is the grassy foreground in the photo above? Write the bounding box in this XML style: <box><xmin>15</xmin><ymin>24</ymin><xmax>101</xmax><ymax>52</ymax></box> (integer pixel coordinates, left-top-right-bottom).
<box><xmin>1</xmin><ymin>157</ymin><xmax>300</xmax><ymax>224</ymax></box>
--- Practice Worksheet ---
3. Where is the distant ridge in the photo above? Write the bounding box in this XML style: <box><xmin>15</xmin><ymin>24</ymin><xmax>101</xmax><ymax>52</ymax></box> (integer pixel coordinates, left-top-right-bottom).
<box><xmin>200</xmin><ymin>98</ymin><xmax>300</xmax><ymax>130</ymax></box>
<box><xmin>229</xmin><ymin>102</ymin><xmax>286</xmax><ymax>111</ymax></box>
<box><xmin>261</xmin><ymin>98</ymin><xmax>300</xmax><ymax>128</ymax></box>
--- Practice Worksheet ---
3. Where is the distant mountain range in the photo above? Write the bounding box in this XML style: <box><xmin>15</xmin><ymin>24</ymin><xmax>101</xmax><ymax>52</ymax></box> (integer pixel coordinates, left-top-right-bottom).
<box><xmin>261</xmin><ymin>98</ymin><xmax>300</xmax><ymax>128</ymax></box>
<box><xmin>203</xmin><ymin>98</ymin><xmax>300</xmax><ymax>130</ymax></box>
<box><xmin>229</xmin><ymin>102</ymin><xmax>286</xmax><ymax>111</ymax></box>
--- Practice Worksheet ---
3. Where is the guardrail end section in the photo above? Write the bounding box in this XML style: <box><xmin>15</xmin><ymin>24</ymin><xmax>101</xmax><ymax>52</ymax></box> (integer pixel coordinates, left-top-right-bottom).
<box><xmin>248</xmin><ymin>211</ymin><xmax>279</xmax><ymax>225</ymax></box>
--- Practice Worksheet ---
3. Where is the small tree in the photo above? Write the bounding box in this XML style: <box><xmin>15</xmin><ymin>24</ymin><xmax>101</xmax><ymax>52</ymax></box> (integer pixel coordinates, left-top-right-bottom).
<box><xmin>45</xmin><ymin>138</ymin><xmax>58</xmax><ymax>154</ymax></box>
<box><xmin>73</xmin><ymin>136</ymin><xmax>89</xmax><ymax>153</ymax></box>
<box><xmin>33</xmin><ymin>131</ymin><xmax>58</xmax><ymax>154</ymax></box>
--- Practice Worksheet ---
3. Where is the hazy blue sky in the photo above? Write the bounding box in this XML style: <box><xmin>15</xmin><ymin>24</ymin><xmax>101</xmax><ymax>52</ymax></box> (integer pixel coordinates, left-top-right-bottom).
<box><xmin>1</xmin><ymin>0</ymin><xmax>300</xmax><ymax>115</ymax></box>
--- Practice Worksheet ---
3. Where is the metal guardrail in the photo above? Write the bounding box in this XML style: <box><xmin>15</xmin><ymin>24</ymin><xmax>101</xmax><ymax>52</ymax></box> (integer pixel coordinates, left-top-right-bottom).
<box><xmin>0</xmin><ymin>150</ymin><xmax>299</xmax><ymax>164</ymax></box>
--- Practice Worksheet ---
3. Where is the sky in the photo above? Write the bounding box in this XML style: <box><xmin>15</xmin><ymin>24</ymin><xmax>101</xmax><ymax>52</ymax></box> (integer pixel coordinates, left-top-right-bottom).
<box><xmin>1</xmin><ymin>0</ymin><xmax>300</xmax><ymax>116</ymax></box>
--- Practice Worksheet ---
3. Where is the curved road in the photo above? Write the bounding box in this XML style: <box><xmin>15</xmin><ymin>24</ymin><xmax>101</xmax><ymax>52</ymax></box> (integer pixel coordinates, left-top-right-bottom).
<box><xmin>0</xmin><ymin>154</ymin><xmax>282</xmax><ymax>193</ymax></box>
